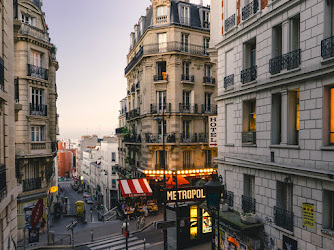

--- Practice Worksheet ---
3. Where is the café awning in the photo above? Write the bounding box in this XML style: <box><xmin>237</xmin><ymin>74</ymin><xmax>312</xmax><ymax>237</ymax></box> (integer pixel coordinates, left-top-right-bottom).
<box><xmin>118</xmin><ymin>179</ymin><xmax>153</xmax><ymax>197</ymax></box>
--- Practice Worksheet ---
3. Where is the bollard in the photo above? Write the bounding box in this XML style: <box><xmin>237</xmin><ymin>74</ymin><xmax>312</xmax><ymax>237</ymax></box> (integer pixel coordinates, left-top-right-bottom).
<box><xmin>91</xmin><ymin>229</ymin><xmax>93</xmax><ymax>242</ymax></box>
<box><xmin>143</xmin><ymin>238</ymin><xmax>146</xmax><ymax>250</ymax></box>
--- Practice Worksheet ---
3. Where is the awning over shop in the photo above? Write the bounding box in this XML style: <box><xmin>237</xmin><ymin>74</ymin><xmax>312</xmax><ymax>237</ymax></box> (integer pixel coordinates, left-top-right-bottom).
<box><xmin>166</xmin><ymin>175</ymin><xmax>190</xmax><ymax>188</ymax></box>
<box><xmin>118</xmin><ymin>179</ymin><xmax>153</xmax><ymax>197</ymax></box>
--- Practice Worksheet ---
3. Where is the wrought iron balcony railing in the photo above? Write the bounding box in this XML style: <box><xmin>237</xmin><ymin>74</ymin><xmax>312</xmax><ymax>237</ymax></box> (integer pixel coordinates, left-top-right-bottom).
<box><xmin>150</xmin><ymin>103</ymin><xmax>172</xmax><ymax>114</ymax></box>
<box><xmin>242</xmin><ymin>195</ymin><xmax>256</xmax><ymax>214</ymax></box>
<box><xmin>18</xmin><ymin>23</ymin><xmax>49</xmax><ymax>43</ymax></box>
<box><xmin>274</xmin><ymin>206</ymin><xmax>294</xmax><ymax>231</ymax></box>
<box><xmin>198</xmin><ymin>133</ymin><xmax>208</xmax><ymax>143</ymax></box>
<box><xmin>242</xmin><ymin>131</ymin><xmax>256</xmax><ymax>144</ymax></box>
<box><xmin>203</xmin><ymin>77</ymin><xmax>216</xmax><ymax>84</ymax></box>
<box><xmin>242</xmin><ymin>0</ymin><xmax>259</xmax><ymax>21</ymax></box>
<box><xmin>124</xmin><ymin>134</ymin><xmax>141</xmax><ymax>143</ymax></box>
<box><xmin>145</xmin><ymin>133</ymin><xmax>176</xmax><ymax>143</ymax></box>
<box><xmin>126</xmin><ymin>108</ymin><xmax>140</xmax><ymax>120</ymax></box>
<box><xmin>181</xmin><ymin>75</ymin><xmax>194</xmax><ymax>82</ymax></box>
<box><xmin>116</xmin><ymin>127</ymin><xmax>124</xmax><ymax>134</ymax></box>
<box><xmin>224</xmin><ymin>190</ymin><xmax>234</xmax><ymax>207</ymax></box>
<box><xmin>321</xmin><ymin>36</ymin><xmax>334</xmax><ymax>59</ymax></box>
<box><xmin>201</xmin><ymin>105</ymin><xmax>217</xmax><ymax>114</ymax></box>
<box><xmin>28</xmin><ymin>64</ymin><xmax>48</xmax><ymax>80</ymax></box>
<box><xmin>125</xmin><ymin>47</ymin><xmax>144</xmax><ymax>75</ymax></box>
<box><xmin>0</xmin><ymin>57</ymin><xmax>4</xmax><ymax>92</ymax></box>
<box><xmin>23</xmin><ymin>177</ymin><xmax>42</xmax><ymax>192</ymax></box>
<box><xmin>0</xmin><ymin>164</ymin><xmax>6</xmax><ymax>201</ymax></box>
<box><xmin>225</xmin><ymin>14</ymin><xmax>236</xmax><ymax>32</ymax></box>
<box><xmin>154</xmin><ymin>74</ymin><xmax>168</xmax><ymax>81</ymax></box>
<box><xmin>241</xmin><ymin>66</ymin><xmax>257</xmax><ymax>84</ymax></box>
<box><xmin>224</xmin><ymin>74</ymin><xmax>234</xmax><ymax>88</ymax></box>
<box><xmin>31</xmin><ymin>143</ymin><xmax>46</xmax><ymax>150</ymax></box>
<box><xmin>269</xmin><ymin>49</ymin><xmax>301</xmax><ymax>75</ymax></box>
<box><xmin>180</xmin><ymin>133</ymin><xmax>198</xmax><ymax>143</ymax></box>
<box><xmin>30</xmin><ymin>103</ymin><xmax>47</xmax><ymax>116</ymax></box>
<box><xmin>179</xmin><ymin>103</ymin><xmax>198</xmax><ymax>113</ymax></box>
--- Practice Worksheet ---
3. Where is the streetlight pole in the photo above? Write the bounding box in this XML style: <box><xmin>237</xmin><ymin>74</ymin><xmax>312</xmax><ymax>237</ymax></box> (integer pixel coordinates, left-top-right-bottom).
<box><xmin>162</xmin><ymin>105</ymin><xmax>167</xmax><ymax>250</ymax></box>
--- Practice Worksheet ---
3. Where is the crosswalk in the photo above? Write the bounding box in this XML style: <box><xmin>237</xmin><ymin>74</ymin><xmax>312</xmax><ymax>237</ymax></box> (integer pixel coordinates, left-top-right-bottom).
<box><xmin>86</xmin><ymin>234</ymin><xmax>150</xmax><ymax>250</ymax></box>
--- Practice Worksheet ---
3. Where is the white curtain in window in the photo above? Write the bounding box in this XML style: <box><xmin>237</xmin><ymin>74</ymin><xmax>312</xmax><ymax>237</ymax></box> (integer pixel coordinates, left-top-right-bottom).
<box><xmin>157</xmin><ymin>6</ymin><xmax>167</xmax><ymax>17</ymax></box>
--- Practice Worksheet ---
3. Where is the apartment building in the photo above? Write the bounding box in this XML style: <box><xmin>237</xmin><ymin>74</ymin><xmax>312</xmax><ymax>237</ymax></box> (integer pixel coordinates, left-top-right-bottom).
<box><xmin>117</xmin><ymin>0</ymin><xmax>217</xmax><ymax>187</ymax></box>
<box><xmin>81</xmin><ymin>146</ymin><xmax>101</xmax><ymax>193</ymax></box>
<box><xmin>0</xmin><ymin>0</ymin><xmax>21</xmax><ymax>249</ymax></box>
<box><xmin>210</xmin><ymin>0</ymin><xmax>334</xmax><ymax>249</ymax></box>
<box><xmin>14</xmin><ymin>0</ymin><xmax>59</xmax><ymax>241</ymax></box>
<box><xmin>77</xmin><ymin>135</ymin><xmax>99</xmax><ymax>180</ymax></box>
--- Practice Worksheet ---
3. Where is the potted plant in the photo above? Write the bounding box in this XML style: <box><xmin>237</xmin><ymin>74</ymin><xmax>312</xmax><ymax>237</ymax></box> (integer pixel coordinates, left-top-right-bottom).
<box><xmin>240</xmin><ymin>212</ymin><xmax>257</xmax><ymax>224</ymax></box>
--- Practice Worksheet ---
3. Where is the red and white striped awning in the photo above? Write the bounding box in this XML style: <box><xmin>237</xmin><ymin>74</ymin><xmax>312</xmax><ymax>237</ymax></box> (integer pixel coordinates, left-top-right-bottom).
<box><xmin>118</xmin><ymin>179</ymin><xmax>153</xmax><ymax>197</ymax></box>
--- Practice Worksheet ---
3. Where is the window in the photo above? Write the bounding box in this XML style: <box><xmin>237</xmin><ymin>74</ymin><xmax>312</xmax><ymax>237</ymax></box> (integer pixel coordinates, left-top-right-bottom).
<box><xmin>204</xmin><ymin>150</ymin><xmax>212</xmax><ymax>167</ymax></box>
<box><xmin>290</xmin><ymin>15</ymin><xmax>300</xmax><ymax>51</ymax></box>
<box><xmin>243</xmin><ymin>99</ymin><xmax>256</xmax><ymax>132</ymax></box>
<box><xmin>156</xmin><ymin>6</ymin><xmax>167</xmax><ymax>17</ymax></box>
<box><xmin>180</xmin><ymin>6</ymin><xmax>189</xmax><ymax>25</ymax></box>
<box><xmin>21</xmin><ymin>14</ymin><xmax>35</xmax><ymax>26</ymax></box>
<box><xmin>156</xmin><ymin>151</ymin><xmax>166</xmax><ymax>169</ymax></box>
<box><xmin>203</xmin><ymin>37</ymin><xmax>210</xmax><ymax>55</ymax></box>
<box><xmin>331</xmin><ymin>88</ymin><xmax>334</xmax><ymax>144</ymax></box>
<box><xmin>112</xmin><ymin>179</ymin><xmax>116</xmax><ymax>188</ymax></box>
<box><xmin>157</xmin><ymin>33</ymin><xmax>167</xmax><ymax>52</ymax></box>
<box><xmin>244</xmin><ymin>39</ymin><xmax>256</xmax><ymax>69</ymax></box>
<box><xmin>203</xmin><ymin>11</ymin><xmax>210</xmax><ymax>28</ymax></box>
<box><xmin>226</xmin><ymin>104</ymin><xmax>235</xmax><ymax>144</ymax></box>
<box><xmin>323</xmin><ymin>190</ymin><xmax>334</xmax><ymax>230</ymax></box>
<box><xmin>112</xmin><ymin>152</ymin><xmax>116</xmax><ymax>162</ymax></box>
<box><xmin>183</xmin><ymin>120</ymin><xmax>190</xmax><ymax>136</ymax></box>
<box><xmin>276</xmin><ymin>181</ymin><xmax>293</xmax><ymax>212</ymax></box>
<box><xmin>287</xmin><ymin>90</ymin><xmax>299</xmax><ymax>145</ymax></box>
<box><xmin>225</xmin><ymin>49</ymin><xmax>235</xmax><ymax>79</ymax></box>
<box><xmin>30</xmin><ymin>51</ymin><xmax>42</xmax><ymax>67</ymax></box>
<box><xmin>272</xmin><ymin>24</ymin><xmax>282</xmax><ymax>58</ymax></box>
<box><xmin>30</xmin><ymin>87</ymin><xmax>44</xmax><ymax>105</ymax></box>
<box><xmin>204</xmin><ymin>93</ymin><xmax>212</xmax><ymax>112</ymax></box>
<box><xmin>182</xmin><ymin>62</ymin><xmax>190</xmax><ymax>77</ymax></box>
<box><xmin>183</xmin><ymin>91</ymin><xmax>190</xmax><ymax>107</ymax></box>
<box><xmin>204</xmin><ymin>64</ymin><xmax>211</xmax><ymax>78</ymax></box>
<box><xmin>181</xmin><ymin>33</ymin><xmax>189</xmax><ymax>52</ymax></box>
<box><xmin>183</xmin><ymin>151</ymin><xmax>192</xmax><ymax>169</ymax></box>
<box><xmin>25</xmin><ymin>161</ymin><xmax>39</xmax><ymax>180</ymax></box>
<box><xmin>242</xmin><ymin>175</ymin><xmax>256</xmax><ymax>213</ymax></box>
<box><xmin>31</xmin><ymin>126</ymin><xmax>45</xmax><ymax>142</ymax></box>
<box><xmin>157</xmin><ymin>120</ymin><xmax>166</xmax><ymax>135</ymax></box>
<box><xmin>156</xmin><ymin>91</ymin><xmax>166</xmax><ymax>111</ymax></box>
<box><xmin>157</xmin><ymin>61</ymin><xmax>167</xmax><ymax>80</ymax></box>
<box><xmin>271</xmin><ymin>93</ymin><xmax>282</xmax><ymax>145</ymax></box>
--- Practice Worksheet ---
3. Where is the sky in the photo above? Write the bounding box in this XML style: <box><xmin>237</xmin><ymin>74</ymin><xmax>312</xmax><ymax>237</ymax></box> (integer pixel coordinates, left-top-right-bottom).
<box><xmin>43</xmin><ymin>0</ymin><xmax>210</xmax><ymax>139</ymax></box>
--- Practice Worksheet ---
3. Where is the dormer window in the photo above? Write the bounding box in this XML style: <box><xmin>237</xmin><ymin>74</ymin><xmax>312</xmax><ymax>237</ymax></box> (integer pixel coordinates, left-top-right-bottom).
<box><xmin>157</xmin><ymin>6</ymin><xmax>167</xmax><ymax>17</ymax></box>
<box><xmin>180</xmin><ymin>6</ymin><xmax>190</xmax><ymax>25</ymax></box>
<box><xmin>21</xmin><ymin>13</ymin><xmax>36</xmax><ymax>26</ymax></box>
<box><xmin>202</xmin><ymin>11</ymin><xmax>210</xmax><ymax>29</ymax></box>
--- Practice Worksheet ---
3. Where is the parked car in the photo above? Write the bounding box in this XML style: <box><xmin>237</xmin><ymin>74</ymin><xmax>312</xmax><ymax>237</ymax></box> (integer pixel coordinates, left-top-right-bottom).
<box><xmin>86</xmin><ymin>196</ymin><xmax>94</xmax><ymax>204</ymax></box>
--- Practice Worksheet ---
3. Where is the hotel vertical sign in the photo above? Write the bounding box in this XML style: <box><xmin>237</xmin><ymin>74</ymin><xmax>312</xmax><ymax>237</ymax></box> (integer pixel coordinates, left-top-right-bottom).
<box><xmin>209</xmin><ymin>116</ymin><xmax>217</xmax><ymax>147</ymax></box>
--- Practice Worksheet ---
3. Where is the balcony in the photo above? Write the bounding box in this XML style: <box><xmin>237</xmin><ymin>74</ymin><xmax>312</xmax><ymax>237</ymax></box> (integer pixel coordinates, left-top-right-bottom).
<box><xmin>23</xmin><ymin>177</ymin><xmax>42</xmax><ymax>192</ymax></box>
<box><xmin>0</xmin><ymin>57</ymin><xmax>4</xmax><ymax>92</ymax></box>
<box><xmin>274</xmin><ymin>206</ymin><xmax>294</xmax><ymax>231</ymax></box>
<box><xmin>126</xmin><ymin>108</ymin><xmax>140</xmax><ymax>120</ymax></box>
<box><xmin>116</xmin><ymin>127</ymin><xmax>124</xmax><ymax>134</ymax></box>
<box><xmin>203</xmin><ymin>77</ymin><xmax>216</xmax><ymax>85</ymax></box>
<box><xmin>242</xmin><ymin>0</ymin><xmax>259</xmax><ymax>21</ymax></box>
<box><xmin>181</xmin><ymin>75</ymin><xmax>194</xmax><ymax>83</ymax></box>
<box><xmin>321</xmin><ymin>36</ymin><xmax>334</xmax><ymax>59</ymax></box>
<box><xmin>153</xmin><ymin>74</ymin><xmax>168</xmax><ymax>82</ymax></box>
<box><xmin>30</xmin><ymin>103</ymin><xmax>47</xmax><ymax>116</ymax></box>
<box><xmin>0</xmin><ymin>164</ymin><xmax>6</xmax><ymax>201</ymax></box>
<box><xmin>242</xmin><ymin>195</ymin><xmax>256</xmax><ymax>214</ymax></box>
<box><xmin>156</xmin><ymin>16</ymin><xmax>168</xmax><ymax>24</ymax></box>
<box><xmin>31</xmin><ymin>143</ymin><xmax>46</xmax><ymax>150</ymax></box>
<box><xmin>242</xmin><ymin>131</ymin><xmax>256</xmax><ymax>145</ymax></box>
<box><xmin>201</xmin><ymin>105</ymin><xmax>217</xmax><ymax>114</ymax></box>
<box><xmin>224</xmin><ymin>190</ymin><xmax>234</xmax><ymax>207</ymax></box>
<box><xmin>18</xmin><ymin>23</ymin><xmax>49</xmax><ymax>43</ymax></box>
<box><xmin>179</xmin><ymin>103</ymin><xmax>198</xmax><ymax>113</ymax></box>
<box><xmin>145</xmin><ymin>133</ymin><xmax>176</xmax><ymax>143</ymax></box>
<box><xmin>28</xmin><ymin>64</ymin><xmax>48</xmax><ymax>80</ymax></box>
<box><xmin>269</xmin><ymin>49</ymin><xmax>301</xmax><ymax>75</ymax></box>
<box><xmin>150</xmin><ymin>103</ymin><xmax>172</xmax><ymax>114</ymax></box>
<box><xmin>124</xmin><ymin>46</ymin><xmax>144</xmax><ymax>75</ymax></box>
<box><xmin>124</xmin><ymin>134</ymin><xmax>141</xmax><ymax>143</ymax></box>
<box><xmin>198</xmin><ymin>133</ymin><xmax>208</xmax><ymax>143</ymax></box>
<box><xmin>180</xmin><ymin>133</ymin><xmax>198</xmax><ymax>143</ymax></box>
<box><xmin>224</xmin><ymin>74</ymin><xmax>234</xmax><ymax>88</ymax></box>
<box><xmin>225</xmin><ymin>14</ymin><xmax>236</xmax><ymax>32</ymax></box>
<box><xmin>241</xmin><ymin>66</ymin><xmax>257</xmax><ymax>84</ymax></box>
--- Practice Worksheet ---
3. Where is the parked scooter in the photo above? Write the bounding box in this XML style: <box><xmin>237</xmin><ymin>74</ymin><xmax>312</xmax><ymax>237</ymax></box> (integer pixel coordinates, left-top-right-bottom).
<box><xmin>54</xmin><ymin>202</ymin><xmax>62</xmax><ymax>219</ymax></box>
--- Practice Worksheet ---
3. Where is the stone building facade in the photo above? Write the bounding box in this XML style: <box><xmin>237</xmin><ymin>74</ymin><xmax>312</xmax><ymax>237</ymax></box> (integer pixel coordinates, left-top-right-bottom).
<box><xmin>0</xmin><ymin>0</ymin><xmax>21</xmax><ymax>249</ymax></box>
<box><xmin>210</xmin><ymin>0</ymin><xmax>334</xmax><ymax>249</ymax></box>
<box><xmin>14</xmin><ymin>0</ymin><xmax>59</xmax><ymax>241</ymax></box>
<box><xmin>117</xmin><ymin>0</ymin><xmax>217</xmax><ymax>180</ymax></box>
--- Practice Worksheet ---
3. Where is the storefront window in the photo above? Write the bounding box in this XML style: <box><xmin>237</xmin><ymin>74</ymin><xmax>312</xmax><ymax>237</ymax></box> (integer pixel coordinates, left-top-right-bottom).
<box><xmin>190</xmin><ymin>205</ymin><xmax>198</xmax><ymax>240</ymax></box>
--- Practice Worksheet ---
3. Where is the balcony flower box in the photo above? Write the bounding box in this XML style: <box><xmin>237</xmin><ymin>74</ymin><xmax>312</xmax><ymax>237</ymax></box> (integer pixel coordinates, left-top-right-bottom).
<box><xmin>240</xmin><ymin>212</ymin><xmax>257</xmax><ymax>224</ymax></box>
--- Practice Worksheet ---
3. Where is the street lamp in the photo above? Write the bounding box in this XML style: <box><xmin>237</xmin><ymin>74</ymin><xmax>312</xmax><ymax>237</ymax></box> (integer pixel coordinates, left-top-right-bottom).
<box><xmin>153</xmin><ymin>106</ymin><xmax>167</xmax><ymax>250</ymax></box>
<box><xmin>204</xmin><ymin>173</ymin><xmax>224</xmax><ymax>250</ymax></box>
<box><xmin>47</xmin><ymin>186</ymin><xmax>58</xmax><ymax>245</ymax></box>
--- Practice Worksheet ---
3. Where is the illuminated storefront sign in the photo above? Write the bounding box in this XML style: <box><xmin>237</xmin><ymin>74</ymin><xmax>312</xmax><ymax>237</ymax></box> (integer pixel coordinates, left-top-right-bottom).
<box><xmin>144</xmin><ymin>168</ymin><xmax>214</xmax><ymax>180</ymax></box>
<box><xmin>202</xmin><ymin>209</ymin><xmax>212</xmax><ymax>233</ymax></box>
<box><xmin>190</xmin><ymin>205</ymin><xmax>198</xmax><ymax>240</ymax></box>
<box><xmin>166</xmin><ymin>187</ymin><xmax>206</xmax><ymax>202</ymax></box>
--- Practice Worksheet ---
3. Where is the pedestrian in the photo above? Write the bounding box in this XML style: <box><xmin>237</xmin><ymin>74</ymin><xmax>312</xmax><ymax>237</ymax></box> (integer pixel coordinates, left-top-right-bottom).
<box><xmin>143</xmin><ymin>204</ymin><xmax>148</xmax><ymax>217</ymax></box>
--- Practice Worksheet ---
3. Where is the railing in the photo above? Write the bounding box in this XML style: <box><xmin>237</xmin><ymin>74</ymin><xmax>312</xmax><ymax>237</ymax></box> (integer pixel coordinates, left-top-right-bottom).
<box><xmin>15</xmin><ymin>77</ymin><xmax>19</xmax><ymax>102</ymax></box>
<box><xmin>269</xmin><ymin>49</ymin><xmax>301</xmax><ymax>75</ymax></box>
<box><xmin>150</xmin><ymin>103</ymin><xmax>172</xmax><ymax>113</ymax></box>
<box><xmin>0</xmin><ymin>164</ymin><xmax>6</xmax><ymax>201</ymax></box>
<box><xmin>23</xmin><ymin>177</ymin><xmax>42</xmax><ymax>192</ymax></box>
<box><xmin>28</xmin><ymin>64</ymin><xmax>48</xmax><ymax>80</ymax></box>
<box><xmin>154</xmin><ymin>74</ymin><xmax>168</xmax><ymax>81</ymax></box>
<box><xmin>126</xmin><ymin>108</ymin><xmax>140</xmax><ymax>120</ymax></box>
<box><xmin>124</xmin><ymin>47</ymin><xmax>143</xmax><ymax>75</ymax></box>
<box><xmin>225</xmin><ymin>14</ymin><xmax>236</xmax><ymax>32</ymax></box>
<box><xmin>242</xmin><ymin>195</ymin><xmax>256</xmax><ymax>214</ymax></box>
<box><xmin>156</xmin><ymin>16</ymin><xmax>168</xmax><ymax>24</ymax></box>
<box><xmin>224</xmin><ymin>74</ymin><xmax>234</xmax><ymax>88</ymax></box>
<box><xmin>180</xmin><ymin>133</ymin><xmax>198</xmax><ymax>143</ymax></box>
<box><xmin>0</xmin><ymin>57</ymin><xmax>4</xmax><ymax>92</ymax></box>
<box><xmin>181</xmin><ymin>75</ymin><xmax>194</xmax><ymax>82</ymax></box>
<box><xmin>124</xmin><ymin>134</ymin><xmax>141</xmax><ymax>143</ymax></box>
<box><xmin>242</xmin><ymin>0</ymin><xmax>259</xmax><ymax>21</ymax></box>
<box><xmin>31</xmin><ymin>143</ymin><xmax>46</xmax><ymax>150</ymax></box>
<box><xmin>180</xmin><ymin>17</ymin><xmax>190</xmax><ymax>26</ymax></box>
<box><xmin>51</xmin><ymin>141</ymin><xmax>58</xmax><ymax>152</ymax></box>
<box><xmin>198</xmin><ymin>133</ymin><xmax>208</xmax><ymax>143</ymax></box>
<box><xmin>179</xmin><ymin>103</ymin><xmax>198</xmax><ymax>113</ymax></box>
<box><xmin>115</xmin><ymin>127</ymin><xmax>124</xmax><ymax>134</ymax></box>
<box><xmin>145</xmin><ymin>133</ymin><xmax>176</xmax><ymax>143</ymax></box>
<box><xmin>203</xmin><ymin>77</ymin><xmax>216</xmax><ymax>84</ymax></box>
<box><xmin>18</xmin><ymin>23</ymin><xmax>49</xmax><ymax>43</ymax></box>
<box><xmin>274</xmin><ymin>206</ymin><xmax>294</xmax><ymax>231</ymax></box>
<box><xmin>224</xmin><ymin>190</ymin><xmax>234</xmax><ymax>207</ymax></box>
<box><xmin>242</xmin><ymin>131</ymin><xmax>256</xmax><ymax>144</ymax></box>
<box><xmin>321</xmin><ymin>36</ymin><xmax>334</xmax><ymax>59</ymax></box>
<box><xmin>241</xmin><ymin>66</ymin><xmax>257</xmax><ymax>84</ymax></box>
<box><xmin>30</xmin><ymin>103</ymin><xmax>47</xmax><ymax>116</ymax></box>
<box><xmin>201</xmin><ymin>105</ymin><xmax>217</xmax><ymax>114</ymax></box>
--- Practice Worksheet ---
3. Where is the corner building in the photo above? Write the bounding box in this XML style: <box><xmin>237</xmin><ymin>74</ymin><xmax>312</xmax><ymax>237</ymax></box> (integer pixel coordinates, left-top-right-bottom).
<box><xmin>14</xmin><ymin>0</ymin><xmax>59</xmax><ymax>241</ymax></box>
<box><xmin>210</xmin><ymin>0</ymin><xmax>334</xmax><ymax>249</ymax></box>
<box><xmin>118</xmin><ymin>0</ymin><xmax>217</xmax><ymax>185</ymax></box>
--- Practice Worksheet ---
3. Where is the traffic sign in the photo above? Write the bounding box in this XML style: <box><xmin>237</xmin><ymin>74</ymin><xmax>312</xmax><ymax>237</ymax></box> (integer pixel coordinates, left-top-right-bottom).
<box><xmin>31</xmin><ymin>199</ymin><xmax>44</xmax><ymax>229</ymax></box>
<box><xmin>66</xmin><ymin>221</ymin><xmax>77</xmax><ymax>231</ymax></box>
